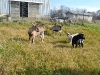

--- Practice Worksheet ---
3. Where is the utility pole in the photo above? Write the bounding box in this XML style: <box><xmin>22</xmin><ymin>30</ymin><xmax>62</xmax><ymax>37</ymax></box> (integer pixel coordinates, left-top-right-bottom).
<box><xmin>82</xmin><ymin>10</ymin><xmax>85</xmax><ymax>26</ymax></box>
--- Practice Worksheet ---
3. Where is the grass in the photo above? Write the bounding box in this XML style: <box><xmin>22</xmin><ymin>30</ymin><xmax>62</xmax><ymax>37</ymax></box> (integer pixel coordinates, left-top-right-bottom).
<box><xmin>0</xmin><ymin>22</ymin><xmax>100</xmax><ymax>75</ymax></box>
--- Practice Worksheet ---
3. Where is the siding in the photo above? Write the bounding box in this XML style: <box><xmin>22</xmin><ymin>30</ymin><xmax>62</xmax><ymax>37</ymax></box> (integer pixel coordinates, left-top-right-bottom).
<box><xmin>40</xmin><ymin>0</ymin><xmax>50</xmax><ymax>16</ymax></box>
<box><xmin>10</xmin><ymin>0</ymin><xmax>51</xmax><ymax>16</ymax></box>
<box><xmin>11</xmin><ymin>1</ymin><xmax>20</xmax><ymax>17</ymax></box>
<box><xmin>28</xmin><ymin>3</ymin><xmax>39</xmax><ymax>17</ymax></box>
<box><xmin>0</xmin><ymin>0</ymin><xmax>10</xmax><ymax>15</ymax></box>
<box><xmin>0</xmin><ymin>0</ymin><xmax>50</xmax><ymax>17</ymax></box>
<box><xmin>11</xmin><ymin>0</ymin><xmax>43</xmax><ymax>3</ymax></box>
<box><xmin>77</xmin><ymin>15</ymin><xmax>92</xmax><ymax>22</ymax></box>
<box><xmin>66</xmin><ymin>13</ymin><xmax>92</xmax><ymax>22</ymax></box>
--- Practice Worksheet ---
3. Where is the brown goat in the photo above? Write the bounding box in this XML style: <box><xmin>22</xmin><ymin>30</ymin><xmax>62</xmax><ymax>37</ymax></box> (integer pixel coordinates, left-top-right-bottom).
<box><xmin>28</xmin><ymin>24</ymin><xmax>45</xmax><ymax>44</ymax></box>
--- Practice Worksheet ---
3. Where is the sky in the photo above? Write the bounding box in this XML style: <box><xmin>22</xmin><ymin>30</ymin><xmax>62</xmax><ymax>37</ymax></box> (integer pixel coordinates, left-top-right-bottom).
<box><xmin>51</xmin><ymin>0</ymin><xmax>100</xmax><ymax>12</ymax></box>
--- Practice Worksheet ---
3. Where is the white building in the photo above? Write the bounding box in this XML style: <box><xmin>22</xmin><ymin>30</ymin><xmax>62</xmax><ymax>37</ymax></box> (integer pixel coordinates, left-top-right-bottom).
<box><xmin>0</xmin><ymin>0</ymin><xmax>50</xmax><ymax>21</ymax></box>
<box><xmin>65</xmin><ymin>11</ymin><xmax>93</xmax><ymax>22</ymax></box>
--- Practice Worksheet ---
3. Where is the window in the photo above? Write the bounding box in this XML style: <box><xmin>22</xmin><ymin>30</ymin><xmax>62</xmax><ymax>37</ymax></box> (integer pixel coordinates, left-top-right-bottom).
<box><xmin>20</xmin><ymin>2</ymin><xmax>28</xmax><ymax>17</ymax></box>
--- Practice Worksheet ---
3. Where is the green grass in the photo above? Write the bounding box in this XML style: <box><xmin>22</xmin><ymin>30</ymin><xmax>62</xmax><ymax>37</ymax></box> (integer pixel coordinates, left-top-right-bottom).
<box><xmin>0</xmin><ymin>22</ymin><xmax>100</xmax><ymax>75</ymax></box>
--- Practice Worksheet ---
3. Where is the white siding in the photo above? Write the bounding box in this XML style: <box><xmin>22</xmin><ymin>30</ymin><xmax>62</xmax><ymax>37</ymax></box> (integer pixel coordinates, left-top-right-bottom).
<box><xmin>66</xmin><ymin>13</ymin><xmax>92</xmax><ymax>22</ymax></box>
<box><xmin>28</xmin><ymin>3</ymin><xmax>39</xmax><ymax>17</ymax></box>
<box><xmin>0</xmin><ymin>0</ymin><xmax>50</xmax><ymax>16</ymax></box>
<box><xmin>0</xmin><ymin>0</ymin><xmax>10</xmax><ymax>15</ymax></box>
<box><xmin>10</xmin><ymin>0</ymin><xmax>43</xmax><ymax>3</ymax></box>
<box><xmin>77</xmin><ymin>15</ymin><xmax>92</xmax><ymax>22</ymax></box>
<box><xmin>39</xmin><ymin>0</ymin><xmax>50</xmax><ymax>16</ymax></box>
<box><xmin>11</xmin><ymin>1</ymin><xmax>20</xmax><ymax>17</ymax></box>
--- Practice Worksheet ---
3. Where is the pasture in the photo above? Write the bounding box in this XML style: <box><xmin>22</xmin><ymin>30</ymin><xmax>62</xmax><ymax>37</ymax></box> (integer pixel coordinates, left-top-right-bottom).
<box><xmin>0</xmin><ymin>22</ymin><xmax>100</xmax><ymax>75</ymax></box>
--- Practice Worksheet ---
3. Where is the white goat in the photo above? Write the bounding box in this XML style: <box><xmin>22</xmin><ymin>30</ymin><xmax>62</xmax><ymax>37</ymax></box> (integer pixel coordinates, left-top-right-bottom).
<box><xmin>67</xmin><ymin>32</ymin><xmax>79</xmax><ymax>44</ymax></box>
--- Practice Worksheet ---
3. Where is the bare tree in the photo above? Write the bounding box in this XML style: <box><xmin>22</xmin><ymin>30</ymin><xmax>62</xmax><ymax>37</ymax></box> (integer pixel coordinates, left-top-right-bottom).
<box><xmin>50</xmin><ymin>7</ymin><xmax>58</xmax><ymax>18</ymax></box>
<box><xmin>95</xmin><ymin>10</ymin><xmax>100</xmax><ymax>19</ymax></box>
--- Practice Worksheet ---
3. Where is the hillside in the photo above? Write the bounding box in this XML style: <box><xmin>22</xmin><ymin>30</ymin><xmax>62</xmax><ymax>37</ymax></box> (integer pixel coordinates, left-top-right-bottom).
<box><xmin>0</xmin><ymin>22</ymin><xmax>100</xmax><ymax>75</ymax></box>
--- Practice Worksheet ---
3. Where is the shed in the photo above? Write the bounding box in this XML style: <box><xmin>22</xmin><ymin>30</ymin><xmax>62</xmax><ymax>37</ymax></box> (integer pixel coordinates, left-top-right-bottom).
<box><xmin>65</xmin><ymin>11</ymin><xmax>93</xmax><ymax>22</ymax></box>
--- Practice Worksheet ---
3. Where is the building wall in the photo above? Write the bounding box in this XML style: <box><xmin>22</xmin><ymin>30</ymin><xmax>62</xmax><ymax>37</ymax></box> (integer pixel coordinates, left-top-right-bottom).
<box><xmin>84</xmin><ymin>16</ymin><xmax>92</xmax><ymax>22</ymax></box>
<box><xmin>39</xmin><ymin>0</ymin><xmax>50</xmax><ymax>16</ymax></box>
<box><xmin>0</xmin><ymin>0</ymin><xmax>10</xmax><ymax>15</ymax></box>
<box><xmin>11</xmin><ymin>1</ymin><xmax>20</xmax><ymax>17</ymax></box>
<box><xmin>10</xmin><ymin>0</ymin><xmax>49</xmax><ymax>16</ymax></box>
<box><xmin>0</xmin><ymin>0</ymin><xmax>50</xmax><ymax>16</ymax></box>
<box><xmin>28</xmin><ymin>3</ymin><xmax>39</xmax><ymax>17</ymax></box>
<box><xmin>77</xmin><ymin>15</ymin><xmax>92</xmax><ymax>22</ymax></box>
<box><xmin>11</xmin><ymin>0</ymin><xmax>43</xmax><ymax>3</ymax></box>
<box><xmin>66</xmin><ymin>13</ymin><xmax>76</xmax><ymax>21</ymax></box>
<box><xmin>77</xmin><ymin>15</ymin><xmax>84</xmax><ymax>21</ymax></box>
<box><xmin>66</xmin><ymin>13</ymin><xmax>92</xmax><ymax>22</ymax></box>
<box><xmin>11</xmin><ymin>2</ymin><xmax>40</xmax><ymax>18</ymax></box>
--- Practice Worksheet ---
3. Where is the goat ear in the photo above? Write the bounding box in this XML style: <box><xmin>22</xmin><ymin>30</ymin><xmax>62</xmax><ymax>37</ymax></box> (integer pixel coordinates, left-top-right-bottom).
<box><xmin>31</xmin><ymin>22</ymin><xmax>33</xmax><ymax>25</ymax></box>
<box><xmin>67</xmin><ymin>32</ymin><xmax>70</xmax><ymax>35</ymax></box>
<box><xmin>31</xmin><ymin>22</ymin><xmax>35</xmax><ymax>26</ymax></box>
<box><xmin>32</xmin><ymin>21</ymin><xmax>37</xmax><ymax>26</ymax></box>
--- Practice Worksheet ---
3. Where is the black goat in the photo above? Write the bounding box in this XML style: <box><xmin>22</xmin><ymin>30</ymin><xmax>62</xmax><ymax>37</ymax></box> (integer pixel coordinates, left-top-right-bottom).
<box><xmin>50</xmin><ymin>25</ymin><xmax>62</xmax><ymax>36</ymax></box>
<box><xmin>72</xmin><ymin>33</ymin><xmax>85</xmax><ymax>48</ymax></box>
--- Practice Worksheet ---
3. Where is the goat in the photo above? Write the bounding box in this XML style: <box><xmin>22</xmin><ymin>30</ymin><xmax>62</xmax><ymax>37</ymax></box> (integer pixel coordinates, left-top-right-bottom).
<box><xmin>67</xmin><ymin>32</ymin><xmax>79</xmax><ymax>44</ymax></box>
<box><xmin>72</xmin><ymin>33</ymin><xmax>85</xmax><ymax>48</ymax></box>
<box><xmin>50</xmin><ymin>25</ymin><xmax>62</xmax><ymax>36</ymax></box>
<box><xmin>28</xmin><ymin>24</ymin><xmax>45</xmax><ymax>44</ymax></box>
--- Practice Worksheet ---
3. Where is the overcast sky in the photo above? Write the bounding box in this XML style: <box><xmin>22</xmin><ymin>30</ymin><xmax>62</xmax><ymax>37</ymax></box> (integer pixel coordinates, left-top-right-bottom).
<box><xmin>51</xmin><ymin>0</ymin><xmax>100</xmax><ymax>12</ymax></box>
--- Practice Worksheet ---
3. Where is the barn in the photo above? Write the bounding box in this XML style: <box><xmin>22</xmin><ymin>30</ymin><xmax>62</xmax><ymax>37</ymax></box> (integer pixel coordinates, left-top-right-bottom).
<box><xmin>0</xmin><ymin>0</ymin><xmax>50</xmax><ymax>22</ymax></box>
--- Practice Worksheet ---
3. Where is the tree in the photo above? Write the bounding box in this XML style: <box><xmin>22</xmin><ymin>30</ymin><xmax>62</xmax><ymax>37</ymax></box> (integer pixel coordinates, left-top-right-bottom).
<box><xmin>50</xmin><ymin>7</ymin><xmax>58</xmax><ymax>18</ymax></box>
<box><xmin>96</xmin><ymin>10</ymin><xmax>100</xmax><ymax>19</ymax></box>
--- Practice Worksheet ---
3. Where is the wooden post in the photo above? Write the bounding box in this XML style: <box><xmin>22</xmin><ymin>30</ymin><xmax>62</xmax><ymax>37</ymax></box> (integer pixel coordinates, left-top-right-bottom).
<box><xmin>6</xmin><ymin>15</ymin><xmax>11</xmax><ymax>22</ymax></box>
